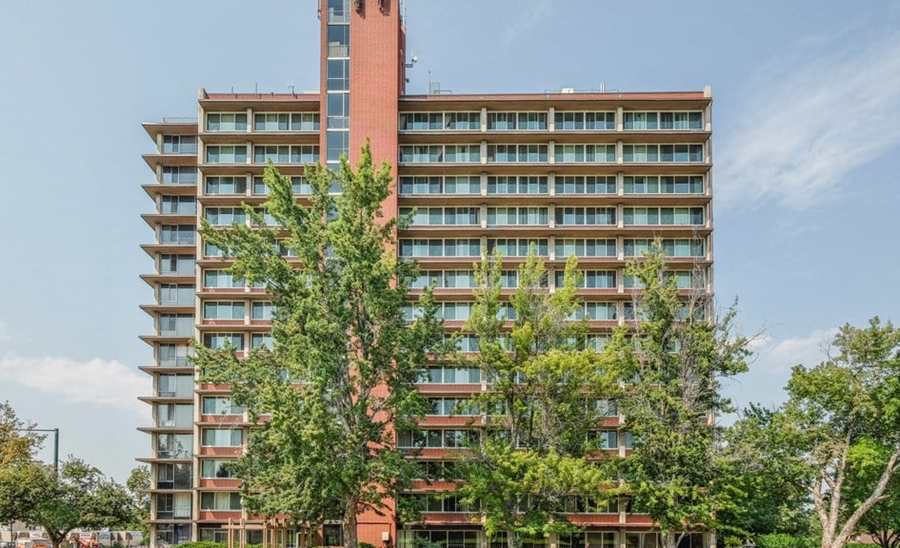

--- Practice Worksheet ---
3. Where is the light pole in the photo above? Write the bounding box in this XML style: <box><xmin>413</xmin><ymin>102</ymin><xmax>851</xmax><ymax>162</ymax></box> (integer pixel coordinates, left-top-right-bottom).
<box><xmin>14</xmin><ymin>427</ymin><xmax>59</xmax><ymax>473</ymax></box>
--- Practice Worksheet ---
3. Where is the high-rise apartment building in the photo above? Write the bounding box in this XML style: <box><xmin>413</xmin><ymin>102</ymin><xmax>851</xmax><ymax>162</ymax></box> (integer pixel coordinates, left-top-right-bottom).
<box><xmin>139</xmin><ymin>1</ymin><xmax>713</xmax><ymax>547</ymax></box>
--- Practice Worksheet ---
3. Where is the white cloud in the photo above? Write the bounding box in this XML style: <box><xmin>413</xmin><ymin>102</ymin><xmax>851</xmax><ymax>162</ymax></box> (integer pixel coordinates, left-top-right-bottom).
<box><xmin>0</xmin><ymin>353</ymin><xmax>148</xmax><ymax>415</ymax></box>
<box><xmin>717</xmin><ymin>31</ymin><xmax>900</xmax><ymax>210</ymax></box>
<box><xmin>725</xmin><ymin>327</ymin><xmax>839</xmax><ymax>410</ymax></box>
<box><xmin>502</xmin><ymin>0</ymin><xmax>552</xmax><ymax>47</ymax></box>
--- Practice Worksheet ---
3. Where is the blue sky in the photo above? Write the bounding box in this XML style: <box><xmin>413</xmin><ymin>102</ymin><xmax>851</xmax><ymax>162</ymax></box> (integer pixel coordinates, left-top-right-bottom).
<box><xmin>0</xmin><ymin>0</ymin><xmax>898</xmax><ymax>482</ymax></box>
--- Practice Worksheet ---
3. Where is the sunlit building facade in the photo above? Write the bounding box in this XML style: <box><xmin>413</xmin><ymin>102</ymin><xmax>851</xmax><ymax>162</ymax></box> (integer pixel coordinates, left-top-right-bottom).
<box><xmin>139</xmin><ymin>1</ymin><xmax>713</xmax><ymax>547</ymax></box>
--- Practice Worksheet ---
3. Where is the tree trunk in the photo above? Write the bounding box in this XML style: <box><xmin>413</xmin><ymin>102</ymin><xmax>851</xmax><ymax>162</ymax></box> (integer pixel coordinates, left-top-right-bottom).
<box><xmin>344</xmin><ymin>502</ymin><xmax>359</xmax><ymax>548</ymax></box>
<box><xmin>663</xmin><ymin>531</ymin><xmax>677</xmax><ymax>548</ymax></box>
<box><xmin>506</xmin><ymin>530</ymin><xmax>519</xmax><ymax>548</ymax></box>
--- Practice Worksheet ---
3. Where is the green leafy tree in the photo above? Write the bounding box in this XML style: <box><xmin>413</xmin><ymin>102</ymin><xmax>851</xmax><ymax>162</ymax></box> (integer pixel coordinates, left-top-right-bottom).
<box><xmin>0</xmin><ymin>401</ymin><xmax>44</xmax><ymax>468</ymax></box>
<box><xmin>125</xmin><ymin>466</ymin><xmax>151</xmax><ymax>537</ymax></box>
<box><xmin>613</xmin><ymin>246</ymin><xmax>750</xmax><ymax>548</ymax></box>
<box><xmin>0</xmin><ymin>458</ymin><xmax>133</xmax><ymax>548</ymax></box>
<box><xmin>761</xmin><ymin>318</ymin><xmax>900</xmax><ymax>548</ymax></box>
<box><xmin>842</xmin><ymin>439</ymin><xmax>900</xmax><ymax>548</ymax></box>
<box><xmin>717</xmin><ymin>404</ymin><xmax>812</xmax><ymax>540</ymax></box>
<box><xmin>194</xmin><ymin>145</ymin><xmax>445</xmax><ymax>548</ymax></box>
<box><xmin>453</xmin><ymin>250</ymin><xmax>621</xmax><ymax>548</ymax></box>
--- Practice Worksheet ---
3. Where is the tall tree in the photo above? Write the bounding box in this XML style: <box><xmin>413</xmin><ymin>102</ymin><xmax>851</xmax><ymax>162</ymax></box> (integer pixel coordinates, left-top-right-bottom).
<box><xmin>0</xmin><ymin>458</ymin><xmax>133</xmax><ymax>548</ymax></box>
<box><xmin>842</xmin><ymin>438</ymin><xmax>900</xmax><ymax>548</ymax></box>
<box><xmin>126</xmin><ymin>466</ymin><xmax>151</xmax><ymax>537</ymax></box>
<box><xmin>194</xmin><ymin>145</ymin><xmax>445</xmax><ymax>548</ymax></box>
<box><xmin>0</xmin><ymin>401</ymin><xmax>44</xmax><ymax>468</ymax></box>
<box><xmin>613</xmin><ymin>246</ymin><xmax>750</xmax><ymax>548</ymax></box>
<box><xmin>762</xmin><ymin>318</ymin><xmax>900</xmax><ymax>548</ymax></box>
<box><xmin>453</xmin><ymin>251</ymin><xmax>621</xmax><ymax>548</ymax></box>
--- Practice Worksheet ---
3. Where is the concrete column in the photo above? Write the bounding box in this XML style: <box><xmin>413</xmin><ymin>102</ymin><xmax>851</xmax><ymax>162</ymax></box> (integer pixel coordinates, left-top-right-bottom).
<box><xmin>617</xmin><ymin>171</ymin><xmax>624</xmax><ymax>196</ymax></box>
<box><xmin>481</xmin><ymin>107</ymin><xmax>487</xmax><ymax>132</ymax></box>
<box><xmin>548</xmin><ymin>204</ymin><xmax>555</xmax><ymax>229</ymax></box>
<box><xmin>548</xmin><ymin>140</ymin><xmax>555</xmax><ymax>164</ymax></box>
<box><xmin>616</xmin><ymin>140</ymin><xmax>623</xmax><ymax>164</ymax></box>
<box><xmin>481</xmin><ymin>172</ymin><xmax>488</xmax><ymax>196</ymax></box>
<box><xmin>548</xmin><ymin>172</ymin><xmax>556</xmax><ymax>197</ymax></box>
<box><xmin>616</xmin><ymin>106</ymin><xmax>624</xmax><ymax>131</ymax></box>
<box><xmin>480</xmin><ymin>140</ymin><xmax>487</xmax><ymax>164</ymax></box>
<box><xmin>548</xmin><ymin>106</ymin><xmax>555</xmax><ymax>132</ymax></box>
<box><xmin>246</xmin><ymin>141</ymin><xmax>253</xmax><ymax>164</ymax></box>
<box><xmin>247</xmin><ymin>107</ymin><xmax>254</xmax><ymax>132</ymax></box>
<box><xmin>480</xmin><ymin>204</ymin><xmax>488</xmax><ymax>229</ymax></box>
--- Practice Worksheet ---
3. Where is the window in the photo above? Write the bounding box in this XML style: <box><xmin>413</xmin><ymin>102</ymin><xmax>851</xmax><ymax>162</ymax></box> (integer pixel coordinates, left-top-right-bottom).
<box><xmin>291</xmin><ymin>113</ymin><xmax>320</xmax><ymax>131</ymax></box>
<box><xmin>205</xmin><ymin>176</ymin><xmax>247</xmax><ymax>195</ymax></box>
<box><xmin>427</xmin><ymin>397</ymin><xmax>475</xmax><ymax>416</ymax></box>
<box><xmin>487</xmin><ymin>207</ymin><xmax>549</xmax><ymax>226</ymax></box>
<box><xmin>399</xmin><ymin>112</ymin><xmax>443</xmax><ymax>130</ymax></box>
<box><xmin>399</xmin><ymin>239</ymin><xmax>481</xmax><ymax>258</ymax></box>
<box><xmin>486</xmin><ymin>239</ymin><xmax>549</xmax><ymax>257</ymax></box>
<box><xmin>156</xmin><ymin>463</ymin><xmax>192</xmax><ymax>490</ymax></box>
<box><xmin>554</xmin><ymin>111</ymin><xmax>615</xmax><ymax>130</ymax></box>
<box><xmin>399</xmin><ymin>176</ymin><xmax>480</xmax><ymax>195</ymax></box>
<box><xmin>205</xmin><ymin>207</ymin><xmax>247</xmax><ymax>226</ymax></box>
<box><xmin>162</xmin><ymin>135</ymin><xmax>197</xmax><ymax>154</ymax></box>
<box><xmin>203</xmin><ymin>301</ymin><xmax>245</xmax><ymax>320</ymax></box>
<box><xmin>623</xmin><ymin>239</ymin><xmax>705</xmax><ymax>258</ymax></box>
<box><xmin>251</xmin><ymin>302</ymin><xmax>275</xmax><ymax>320</ymax></box>
<box><xmin>559</xmin><ymin>532</ymin><xmax>618</xmax><ymax>548</ymax></box>
<box><xmin>160</xmin><ymin>225</ymin><xmax>194</xmax><ymax>245</ymax></box>
<box><xmin>624</xmin><ymin>111</ymin><xmax>702</xmax><ymax>130</ymax></box>
<box><xmin>403</xmin><ymin>302</ymin><xmax>474</xmax><ymax>322</ymax></box>
<box><xmin>253</xmin><ymin>145</ymin><xmax>319</xmax><ymax>164</ymax></box>
<box><xmin>554</xmin><ymin>239</ymin><xmax>616</xmax><ymax>258</ymax></box>
<box><xmin>593</xmin><ymin>430</ymin><xmax>618</xmax><ymax>449</ymax></box>
<box><xmin>487</xmin><ymin>176</ymin><xmax>548</xmax><ymax>194</ymax></box>
<box><xmin>203</xmin><ymin>270</ymin><xmax>244</xmax><ymax>289</ymax></box>
<box><xmin>399</xmin><ymin>145</ymin><xmax>442</xmax><ymax>163</ymax></box>
<box><xmin>398</xmin><ymin>531</ymin><xmax>481</xmax><ymax>548</ymax></box>
<box><xmin>205</xmin><ymin>145</ymin><xmax>247</xmax><ymax>164</ymax></box>
<box><xmin>556</xmin><ymin>270</ymin><xmax>616</xmax><ymax>289</ymax></box>
<box><xmin>444</xmin><ymin>145</ymin><xmax>480</xmax><ymax>163</ymax></box>
<box><xmin>623</xmin><ymin>175</ymin><xmax>704</xmax><ymax>194</ymax></box>
<box><xmin>160</xmin><ymin>254</ymin><xmax>195</xmax><ymax>275</ymax></box>
<box><xmin>253</xmin><ymin>176</ymin><xmax>312</xmax><ymax>195</ymax></box>
<box><xmin>397</xmin><ymin>429</ymin><xmax>478</xmax><ymax>448</ymax></box>
<box><xmin>158</xmin><ymin>345</ymin><xmax>193</xmax><ymax>368</ymax></box>
<box><xmin>622</xmin><ymin>207</ymin><xmax>705</xmax><ymax>226</ymax></box>
<box><xmin>400</xmin><ymin>207</ymin><xmax>479</xmax><ymax>226</ymax></box>
<box><xmin>158</xmin><ymin>284</ymin><xmax>194</xmax><ymax>305</ymax></box>
<box><xmin>487</xmin><ymin>144</ymin><xmax>548</xmax><ymax>163</ymax></box>
<box><xmin>203</xmin><ymin>333</ymin><xmax>244</xmax><ymax>350</ymax></box>
<box><xmin>554</xmin><ymin>144</ymin><xmax>615</xmax><ymax>163</ymax></box>
<box><xmin>201</xmin><ymin>397</ymin><xmax>244</xmax><ymax>415</ymax></box>
<box><xmin>487</xmin><ymin>112</ymin><xmax>547</xmax><ymax>130</ymax></box>
<box><xmin>158</xmin><ymin>314</ymin><xmax>194</xmax><ymax>337</ymax></box>
<box><xmin>623</xmin><ymin>144</ymin><xmax>704</xmax><ymax>163</ymax></box>
<box><xmin>206</xmin><ymin>113</ymin><xmax>248</xmax><ymax>132</ymax></box>
<box><xmin>254</xmin><ymin>113</ymin><xmax>290</xmax><ymax>131</ymax></box>
<box><xmin>156</xmin><ymin>433</ymin><xmax>192</xmax><ymax>459</ymax></box>
<box><xmin>418</xmin><ymin>366</ymin><xmax>481</xmax><ymax>384</ymax></box>
<box><xmin>568</xmin><ymin>302</ymin><xmax>617</xmax><ymax>321</ymax></box>
<box><xmin>157</xmin><ymin>374</ymin><xmax>193</xmax><ymax>397</ymax></box>
<box><xmin>413</xmin><ymin>270</ymin><xmax>509</xmax><ymax>289</ymax></box>
<box><xmin>595</xmin><ymin>399</ymin><xmax>618</xmax><ymax>417</ymax></box>
<box><xmin>554</xmin><ymin>175</ymin><xmax>616</xmax><ymax>194</ymax></box>
<box><xmin>554</xmin><ymin>207</ymin><xmax>616</xmax><ymax>226</ymax></box>
<box><xmin>156</xmin><ymin>403</ymin><xmax>193</xmax><ymax>428</ymax></box>
<box><xmin>161</xmin><ymin>196</ymin><xmax>196</xmax><ymax>214</ymax></box>
<box><xmin>200</xmin><ymin>459</ymin><xmax>234</xmax><ymax>479</ymax></box>
<box><xmin>446</xmin><ymin>112</ymin><xmax>481</xmax><ymax>130</ymax></box>
<box><xmin>201</xmin><ymin>428</ymin><xmax>243</xmax><ymax>447</ymax></box>
<box><xmin>251</xmin><ymin>333</ymin><xmax>274</xmax><ymax>350</ymax></box>
<box><xmin>200</xmin><ymin>492</ymin><xmax>242</xmax><ymax>511</ymax></box>
<box><xmin>161</xmin><ymin>166</ymin><xmax>197</xmax><ymax>185</ymax></box>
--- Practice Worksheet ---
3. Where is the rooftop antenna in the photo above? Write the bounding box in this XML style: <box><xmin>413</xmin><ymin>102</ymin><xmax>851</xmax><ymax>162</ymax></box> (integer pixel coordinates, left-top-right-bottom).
<box><xmin>287</xmin><ymin>81</ymin><xmax>296</xmax><ymax>94</ymax></box>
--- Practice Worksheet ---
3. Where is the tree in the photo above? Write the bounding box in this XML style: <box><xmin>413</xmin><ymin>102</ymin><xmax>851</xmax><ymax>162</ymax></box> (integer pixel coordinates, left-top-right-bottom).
<box><xmin>0</xmin><ymin>401</ymin><xmax>44</xmax><ymax>468</ymax></box>
<box><xmin>194</xmin><ymin>145</ymin><xmax>445</xmax><ymax>548</ymax></box>
<box><xmin>613</xmin><ymin>246</ymin><xmax>750</xmax><ymax>548</ymax></box>
<box><xmin>126</xmin><ymin>466</ymin><xmax>151</xmax><ymax>537</ymax></box>
<box><xmin>757</xmin><ymin>318</ymin><xmax>900</xmax><ymax>548</ymax></box>
<box><xmin>717</xmin><ymin>404</ymin><xmax>812</xmax><ymax>540</ymax></box>
<box><xmin>0</xmin><ymin>458</ymin><xmax>133</xmax><ymax>548</ymax></box>
<box><xmin>842</xmin><ymin>438</ymin><xmax>900</xmax><ymax>548</ymax></box>
<box><xmin>453</xmin><ymin>250</ymin><xmax>621</xmax><ymax>548</ymax></box>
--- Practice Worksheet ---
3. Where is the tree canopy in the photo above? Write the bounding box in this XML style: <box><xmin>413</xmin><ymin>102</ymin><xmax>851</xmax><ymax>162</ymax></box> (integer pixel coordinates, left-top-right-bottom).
<box><xmin>195</xmin><ymin>146</ymin><xmax>445</xmax><ymax>548</ymax></box>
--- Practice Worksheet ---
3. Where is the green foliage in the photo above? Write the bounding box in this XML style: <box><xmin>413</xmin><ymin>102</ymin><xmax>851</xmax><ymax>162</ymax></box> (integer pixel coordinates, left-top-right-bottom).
<box><xmin>614</xmin><ymin>243</ymin><xmax>750</xmax><ymax>546</ymax></box>
<box><xmin>172</xmin><ymin>542</ymin><xmax>226</xmax><ymax>548</ymax></box>
<box><xmin>453</xmin><ymin>249</ymin><xmax>620</xmax><ymax>548</ymax></box>
<box><xmin>194</xmin><ymin>144</ymin><xmax>445</xmax><ymax>548</ymax></box>
<box><xmin>125</xmin><ymin>466</ymin><xmax>150</xmax><ymax>537</ymax></box>
<box><xmin>756</xmin><ymin>534</ymin><xmax>818</xmax><ymax>548</ymax></box>
<box><xmin>733</xmin><ymin>318</ymin><xmax>900</xmax><ymax>548</ymax></box>
<box><xmin>0</xmin><ymin>458</ymin><xmax>133</xmax><ymax>548</ymax></box>
<box><xmin>0</xmin><ymin>401</ymin><xmax>44</xmax><ymax>468</ymax></box>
